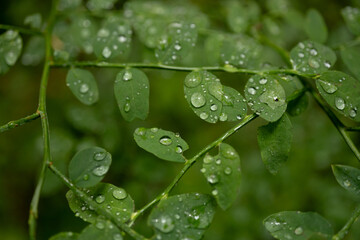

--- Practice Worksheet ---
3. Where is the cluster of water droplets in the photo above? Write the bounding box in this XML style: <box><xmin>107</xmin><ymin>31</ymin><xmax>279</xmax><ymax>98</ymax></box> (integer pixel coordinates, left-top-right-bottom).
<box><xmin>265</xmin><ymin>218</ymin><xmax>304</xmax><ymax>239</ymax></box>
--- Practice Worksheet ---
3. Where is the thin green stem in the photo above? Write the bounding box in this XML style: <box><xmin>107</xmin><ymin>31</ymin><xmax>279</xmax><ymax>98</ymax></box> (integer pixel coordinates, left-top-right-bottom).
<box><xmin>346</xmin><ymin>126</ymin><xmax>360</xmax><ymax>132</ymax></box>
<box><xmin>332</xmin><ymin>205</ymin><xmax>360</xmax><ymax>240</ymax></box>
<box><xmin>0</xmin><ymin>112</ymin><xmax>40</xmax><ymax>133</ymax></box>
<box><xmin>0</xmin><ymin>24</ymin><xmax>43</xmax><ymax>35</ymax></box>
<box><xmin>28</xmin><ymin>0</ymin><xmax>59</xmax><ymax>239</ymax></box>
<box><xmin>130</xmin><ymin>113</ymin><xmax>258</xmax><ymax>224</ymax></box>
<box><xmin>48</xmin><ymin>164</ymin><xmax>148</xmax><ymax>240</ymax></box>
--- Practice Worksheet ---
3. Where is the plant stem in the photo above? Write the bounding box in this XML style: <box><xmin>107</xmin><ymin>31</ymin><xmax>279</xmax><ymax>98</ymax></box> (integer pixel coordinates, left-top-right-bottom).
<box><xmin>48</xmin><ymin>164</ymin><xmax>148</xmax><ymax>240</ymax></box>
<box><xmin>130</xmin><ymin>113</ymin><xmax>258</xmax><ymax>224</ymax></box>
<box><xmin>346</xmin><ymin>126</ymin><xmax>360</xmax><ymax>132</ymax></box>
<box><xmin>0</xmin><ymin>24</ymin><xmax>43</xmax><ymax>35</ymax></box>
<box><xmin>332</xmin><ymin>205</ymin><xmax>360</xmax><ymax>240</ymax></box>
<box><xmin>0</xmin><ymin>112</ymin><xmax>40</xmax><ymax>133</ymax></box>
<box><xmin>28</xmin><ymin>0</ymin><xmax>58</xmax><ymax>239</ymax></box>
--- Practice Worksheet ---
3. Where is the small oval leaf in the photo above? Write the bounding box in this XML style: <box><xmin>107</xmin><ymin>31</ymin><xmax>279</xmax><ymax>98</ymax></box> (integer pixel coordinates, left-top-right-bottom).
<box><xmin>304</xmin><ymin>9</ymin><xmax>328</xmax><ymax>43</ymax></box>
<box><xmin>0</xmin><ymin>30</ymin><xmax>23</xmax><ymax>75</ymax></box>
<box><xmin>244</xmin><ymin>74</ymin><xmax>287</xmax><ymax>122</ymax></box>
<box><xmin>264</xmin><ymin>211</ymin><xmax>333</xmax><ymax>240</ymax></box>
<box><xmin>201</xmin><ymin>143</ymin><xmax>241</xmax><ymax>210</ymax></box>
<box><xmin>134</xmin><ymin>128</ymin><xmax>188</xmax><ymax>163</ymax></box>
<box><xmin>114</xmin><ymin>68</ymin><xmax>149</xmax><ymax>121</ymax></box>
<box><xmin>315</xmin><ymin>71</ymin><xmax>360</xmax><ymax>122</ymax></box>
<box><xmin>341</xmin><ymin>7</ymin><xmax>360</xmax><ymax>36</ymax></box>
<box><xmin>68</xmin><ymin>147</ymin><xmax>112</xmax><ymax>188</ymax></box>
<box><xmin>66</xmin><ymin>183</ymin><xmax>134</xmax><ymax>224</ymax></box>
<box><xmin>148</xmin><ymin>193</ymin><xmax>216</xmax><ymax>240</ymax></box>
<box><xmin>290</xmin><ymin>40</ymin><xmax>336</xmax><ymax>74</ymax></box>
<box><xmin>66</xmin><ymin>68</ymin><xmax>99</xmax><ymax>105</ymax></box>
<box><xmin>332</xmin><ymin>165</ymin><xmax>360</xmax><ymax>195</ymax></box>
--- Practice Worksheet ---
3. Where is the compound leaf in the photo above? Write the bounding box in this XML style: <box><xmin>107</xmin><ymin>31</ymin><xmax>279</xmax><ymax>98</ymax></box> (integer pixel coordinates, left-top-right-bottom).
<box><xmin>332</xmin><ymin>165</ymin><xmax>360</xmax><ymax>195</ymax></box>
<box><xmin>340</xmin><ymin>45</ymin><xmax>360</xmax><ymax>79</ymax></box>
<box><xmin>264</xmin><ymin>211</ymin><xmax>333</xmax><ymax>240</ymax></box>
<box><xmin>68</xmin><ymin>147</ymin><xmax>112</xmax><ymax>188</ymax></box>
<box><xmin>0</xmin><ymin>30</ymin><xmax>22</xmax><ymax>75</ymax></box>
<box><xmin>201</xmin><ymin>143</ymin><xmax>241</xmax><ymax>210</ymax></box>
<box><xmin>184</xmin><ymin>71</ymin><xmax>247</xmax><ymax>123</ymax></box>
<box><xmin>66</xmin><ymin>68</ymin><xmax>99</xmax><ymax>105</ymax></box>
<box><xmin>257</xmin><ymin>114</ymin><xmax>293</xmax><ymax>175</ymax></box>
<box><xmin>290</xmin><ymin>40</ymin><xmax>336</xmax><ymax>74</ymax></box>
<box><xmin>244</xmin><ymin>75</ymin><xmax>287</xmax><ymax>122</ymax></box>
<box><xmin>148</xmin><ymin>193</ymin><xmax>216</xmax><ymax>240</ymax></box>
<box><xmin>78</xmin><ymin>220</ymin><xmax>122</xmax><ymax>240</ymax></box>
<box><xmin>341</xmin><ymin>7</ymin><xmax>360</xmax><ymax>36</ymax></box>
<box><xmin>305</xmin><ymin>9</ymin><xmax>328</xmax><ymax>43</ymax></box>
<box><xmin>49</xmin><ymin>232</ymin><xmax>79</xmax><ymax>240</ymax></box>
<box><xmin>134</xmin><ymin>128</ymin><xmax>188</xmax><ymax>163</ymax></box>
<box><xmin>114</xmin><ymin>68</ymin><xmax>149</xmax><ymax>121</ymax></box>
<box><xmin>315</xmin><ymin>71</ymin><xmax>360</xmax><ymax>122</ymax></box>
<box><xmin>66</xmin><ymin>183</ymin><xmax>134</xmax><ymax>224</ymax></box>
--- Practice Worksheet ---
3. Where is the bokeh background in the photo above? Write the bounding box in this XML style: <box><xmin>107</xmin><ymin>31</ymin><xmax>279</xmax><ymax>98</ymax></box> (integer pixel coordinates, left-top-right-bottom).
<box><xmin>1</xmin><ymin>0</ymin><xmax>360</xmax><ymax>239</ymax></box>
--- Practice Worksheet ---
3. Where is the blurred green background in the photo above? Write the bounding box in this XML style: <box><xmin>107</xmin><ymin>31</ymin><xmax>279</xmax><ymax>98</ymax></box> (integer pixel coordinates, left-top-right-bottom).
<box><xmin>1</xmin><ymin>0</ymin><xmax>360</xmax><ymax>239</ymax></box>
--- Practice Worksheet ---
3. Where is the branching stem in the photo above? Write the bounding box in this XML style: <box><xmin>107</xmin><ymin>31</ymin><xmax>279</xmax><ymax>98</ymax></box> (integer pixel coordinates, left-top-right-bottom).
<box><xmin>0</xmin><ymin>24</ymin><xmax>43</xmax><ymax>35</ymax></box>
<box><xmin>0</xmin><ymin>112</ymin><xmax>40</xmax><ymax>133</ymax></box>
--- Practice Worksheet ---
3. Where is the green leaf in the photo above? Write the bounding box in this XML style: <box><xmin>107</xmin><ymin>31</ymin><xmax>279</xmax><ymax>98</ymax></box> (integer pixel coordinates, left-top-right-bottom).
<box><xmin>66</xmin><ymin>183</ymin><xmax>134</xmax><ymax>224</ymax></box>
<box><xmin>78</xmin><ymin>220</ymin><xmax>122</xmax><ymax>240</ymax></box>
<box><xmin>114</xmin><ymin>68</ymin><xmax>149</xmax><ymax>121</ymax></box>
<box><xmin>287</xmin><ymin>92</ymin><xmax>309</xmax><ymax>117</ymax></box>
<box><xmin>148</xmin><ymin>193</ymin><xmax>216</xmax><ymax>240</ymax></box>
<box><xmin>133</xmin><ymin>127</ymin><xmax>188</xmax><ymax>163</ymax></box>
<box><xmin>204</xmin><ymin>32</ymin><xmax>224</xmax><ymax>66</ymax></box>
<box><xmin>225</xmin><ymin>1</ymin><xmax>260</xmax><ymax>33</ymax></box>
<box><xmin>21</xmin><ymin>36</ymin><xmax>45</xmax><ymax>66</ymax></box>
<box><xmin>264</xmin><ymin>211</ymin><xmax>333</xmax><ymax>240</ymax></box>
<box><xmin>24</xmin><ymin>13</ymin><xmax>42</xmax><ymax>30</ymax></box>
<box><xmin>201</xmin><ymin>143</ymin><xmax>241</xmax><ymax>210</ymax></box>
<box><xmin>340</xmin><ymin>45</ymin><xmax>360</xmax><ymax>79</ymax></box>
<box><xmin>315</xmin><ymin>71</ymin><xmax>360</xmax><ymax>122</ymax></box>
<box><xmin>58</xmin><ymin>0</ymin><xmax>82</xmax><ymax>11</ymax></box>
<box><xmin>93</xmin><ymin>16</ymin><xmax>132</xmax><ymax>60</ymax></box>
<box><xmin>69</xmin><ymin>15</ymin><xmax>97</xmax><ymax>55</ymax></box>
<box><xmin>341</xmin><ymin>7</ymin><xmax>360</xmax><ymax>36</ymax></box>
<box><xmin>304</xmin><ymin>9</ymin><xmax>328</xmax><ymax>43</ymax></box>
<box><xmin>0</xmin><ymin>30</ymin><xmax>22</xmax><ymax>75</ymax></box>
<box><xmin>257</xmin><ymin>114</ymin><xmax>293</xmax><ymax>175</ymax></box>
<box><xmin>49</xmin><ymin>232</ymin><xmax>79</xmax><ymax>240</ymax></box>
<box><xmin>87</xmin><ymin>0</ymin><xmax>117</xmax><ymax>11</ymax></box>
<box><xmin>155</xmin><ymin>22</ymin><xmax>197</xmax><ymax>65</ymax></box>
<box><xmin>290</xmin><ymin>40</ymin><xmax>336</xmax><ymax>74</ymax></box>
<box><xmin>68</xmin><ymin>147</ymin><xmax>112</xmax><ymax>188</ymax></box>
<box><xmin>244</xmin><ymin>75</ymin><xmax>287</xmax><ymax>122</ymax></box>
<box><xmin>66</xmin><ymin>68</ymin><xmax>99</xmax><ymax>105</ymax></box>
<box><xmin>332</xmin><ymin>165</ymin><xmax>360</xmax><ymax>195</ymax></box>
<box><xmin>184</xmin><ymin>71</ymin><xmax>247</xmax><ymax>123</ymax></box>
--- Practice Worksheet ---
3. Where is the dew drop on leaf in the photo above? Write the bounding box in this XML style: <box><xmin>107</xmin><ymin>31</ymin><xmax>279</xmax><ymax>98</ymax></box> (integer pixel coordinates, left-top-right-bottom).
<box><xmin>207</xmin><ymin>174</ymin><xmax>219</xmax><ymax>184</ymax></box>
<box><xmin>335</xmin><ymin>97</ymin><xmax>346</xmax><ymax>110</ymax></box>
<box><xmin>224</xmin><ymin>167</ymin><xmax>232</xmax><ymax>175</ymax></box>
<box><xmin>344</xmin><ymin>180</ymin><xmax>351</xmax><ymax>187</ymax></box>
<box><xmin>95</xmin><ymin>195</ymin><xmax>105</xmax><ymax>204</ymax></box>
<box><xmin>102</xmin><ymin>47</ymin><xmax>112</xmax><ymax>58</ymax></box>
<box><xmin>212</xmin><ymin>189</ymin><xmax>218</xmax><ymax>196</ymax></box>
<box><xmin>203</xmin><ymin>155</ymin><xmax>213</xmax><ymax>164</ymax></box>
<box><xmin>113</xmin><ymin>233</ymin><xmax>122</xmax><ymax>240</ymax></box>
<box><xmin>175</xmin><ymin>146</ymin><xmax>183</xmax><ymax>154</ymax></box>
<box><xmin>96</xmin><ymin>221</ymin><xmax>105</xmax><ymax>229</ymax></box>
<box><xmin>200</xmin><ymin>112</ymin><xmax>209</xmax><ymax>120</ymax></box>
<box><xmin>123</xmin><ymin>71</ymin><xmax>132</xmax><ymax>81</ymax></box>
<box><xmin>248</xmin><ymin>87</ymin><xmax>257</xmax><ymax>95</ymax></box>
<box><xmin>94</xmin><ymin>152</ymin><xmax>106</xmax><ymax>161</ymax></box>
<box><xmin>184</xmin><ymin>76</ymin><xmax>201</xmax><ymax>88</ymax></box>
<box><xmin>191</xmin><ymin>92</ymin><xmax>206</xmax><ymax>108</ymax></box>
<box><xmin>153</xmin><ymin>215</ymin><xmax>175</xmax><ymax>233</ymax></box>
<box><xmin>159</xmin><ymin>136</ymin><xmax>172</xmax><ymax>146</ymax></box>
<box><xmin>294</xmin><ymin>227</ymin><xmax>304</xmax><ymax>235</ymax></box>
<box><xmin>210</xmin><ymin>104</ymin><xmax>218</xmax><ymax>111</ymax></box>
<box><xmin>92</xmin><ymin>165</ymin><xmax>110</xmax><ymax>176</ymax></box>
<box><xmin>79</xmin><ymin>83</ymin><xmax>89</xmax><ymax>94</ymax></box>
<box><xmin>318</xmin><ymin>80</ymin><xmax>338</xmax><ymax>94</ymax></box>
<box><xmin>112</xmin><ymin>188</ymin><xmax>127</xmax><ymax>200</ymax></box>
<box><xmin>349</xmin><ymin>109</ymin><xmax>357</xmax><ymax>118</ymax></box>
<box><xmin>219</xmin><ymin>113</ymin><xmax>228</xmax><ymax>121</ymax></box>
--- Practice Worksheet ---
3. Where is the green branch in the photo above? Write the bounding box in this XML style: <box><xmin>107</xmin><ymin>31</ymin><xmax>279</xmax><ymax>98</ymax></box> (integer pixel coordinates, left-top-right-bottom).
<box><xmin>48</xmin><ymin>164</ymin><xmax>148</xmax><ymax>240</ymax></box>
<box><xmin>332</xmin><ymin>205</ymin><xmax>360</xmax><ymax>240</ymax></box>
<box><xmin>346</xmin><ymin>126</ymin><xmax>360</xmax><ymax>132</ymax></box>
<box><xmin>0</xmin><ymin>24</ymin><xmax>43</xmax><ymax>35</ymax></box>
<box><xmin>0</xmin><ymin>112</ymin><xmax>40</xmax><ymax>133</ymax></box>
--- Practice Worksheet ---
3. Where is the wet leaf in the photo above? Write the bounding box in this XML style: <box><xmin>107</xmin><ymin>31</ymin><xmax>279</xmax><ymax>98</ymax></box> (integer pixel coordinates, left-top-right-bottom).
<box><xmin>184</xmin><ymin>71</ymin><xmax>247</xmax><ymax>123</ymax></box>
<box><xmin>21</xmin><ymin>36</ymin><xmax>45</xmax><ymax>66</ymax></box>
<box><xmin>315</xmin><ymin>71</ymin><xmax>360</xmax><ymax>122</ymax></box>
<box><xmin>201</xmin><ymin>143</ymin><xmax>241</xmax><ymax>210</ymax></box>
<box><xmin>114</xmin><ymin>68</ymin><xmax>149</xmax><ymax>121</ymax></box>
<box><xmin>225</xmin><ymin>1</ymin><xmax>260</xmax><ymax>33</ymax></box>
<box><xmin>66</xmin><ymin>183</ymin><xmax>134</xmax><ymax>224</ymax></box>
<box><xmin>0</xmin><ymin>30</ymin><xmax>22</xmax><ymax>75</ymax></box>
<box><xmin>66</xmin><ymin>68</ymin><xmax>99</xmax><ymax>105</ymax></box>
<box><xmin>148</xmin><ymin>193</ymin><xmax>216</xmax><ymax>240</ymax></box>
<box><xmin>257</xmin><ymin>114</ymin><xmax>293</xmax><ymax>175</ymax></box>
<box><xmin>78</xmin><ymin>220</ymin><xmax>122</xmax><ymax>240</ymax></box>
<box><xmin>204</xmin><ymin>32</ymin><xmax>224</xmax><ymax>66</ymax></box>
<box><xmin>264</xmin><ymin>211</ymin><xmax>333</xmax><ymax>240</ymax></box>
<box><xmin>332</xmin><ymin>165</ymin><xmax>360</xmax><ymax>195</ymax></box>
<box><xmin>305</xmin><ymin>9</ymin><xmax>328</xmax><ymax>43</ymax></box>
<box><xmin>340</xmin><ymin>45</ymin><xmax>360</xmax><ymax>79</ymax></box>
<box><xmin>49</xmin><ymin>232</ymin><xmax>79</xmax><ymax>240</ymax></box>
<box><xmin>24</xmin><ymin>13</ymin><xmax>42</xmax><ymax>30</ymax></box>
<box><xmin>290</xmin><ymin>40</ymin><xmax>336</xmax><ymax>74</ymax></box>
<box><xmin>244</xmin><ymin>74</ymin><xmax>287</xmax><ymax>122</ymax></box>
<box><xmin>133</xmin><ymin>128</ymin><xmax>188</xmax><ymax>163</ymax></box>
<box><xmin>341</xmin><ymin>7</ymin><xmax>360</xmax><ymax>36</ymax></box>
<box><xmin>68</xmin><ymin>147</ymin><xmax>112</xmax><ymax>188</ymax></box>
<box><xmin>69</xmin><ymin>15</ymin><xmax>97</xmax><ymax>55</ymax></box>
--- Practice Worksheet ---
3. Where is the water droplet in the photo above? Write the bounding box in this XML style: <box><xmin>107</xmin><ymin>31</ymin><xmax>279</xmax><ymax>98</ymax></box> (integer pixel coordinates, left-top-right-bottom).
<box><xmin>175</xmin><ymin>214</ymin><xmax>180</xmax><ymax>219</ymax></box>
<box><xmin>153</xmin><ymin>215</ymin><xmax>175</xmax><ymax>233</ymax></box>
<box><xmin>219</xmin><ymin>113</ymin><xmax>228</xmax><ymax>121</ymax></box>
<box><xmin>102</xmin><ymin>47</ymin><xmax>112</xmax><ymax>58</ymax></box>
<box><xmin>5</xmin><ymin>51</ymin><xmax>17</xmax><ymax>65</ymax></box>
<box><xmin>298</xmin><ymin>52</ymin><xmax>304</xmax><ymax>58</ymax></box>
<box><xmin>207</xmin><ymin>174</ymin><xmax>219</xmax><ymax>184</ymax></box>
<box><xmin>248</xmin><ymin>87</ymin><xmax>257</xmax><ymax>95</ymax></box>
<box><xmin>259</xmin><ymin>78</ymin><xmax>268</xmax><ymax>85</ymax></box>
<box><xmin>200</xmin><ymin>168</ymin><xmax>206</xmax><ymax>173</ymax></box>
<box><xmin>118</xmin><ymin>35</ymin><xmax>127</xmax><ymax>43</ymax></box>
<box><xmin>124</xmin><ymin>102</ymin><xmax>131</xmax><ymax>113</ymax></box>
<box><xmin>150</xmin><ymin>127</ymin><xmax>158</xmax><ymax>132</ymax></box>
<box><xmin>200</xmin><ymin>112</ymin><xmax>209</xmax><ymax>120</ymax></box>
<box><xmin>113</xmin><ymin>233</ymin><xmax>122</xmax><ymax>240</ymax></box>
<box><xmin>135</xmin><ymin>128</ymin><xmax>146</xmax><ymax>136</ymax></box>
<box><xmin>208</xmin><ymin>82</ymin><xmax>223</xmax><ymax>100</ymax></box>
<box><xmin>264</xmin><ymin>220</ymin><xmax>282</xmax><ymax>232</ymax></box>
<box><xmin>83</xmin><ymin>174</ymin><xmax>89</xmax><ymax>180</ymax></box>
<box><xmin>95</xmin><ymin>195</ymin><xmax>105</xmax><ymax>204</ymax></box>
<box><xmin>92</xmin><ymin>165</ymin><xmax>109</xmax><ymax>176</ymax></box>
<box><xmin>310</xmin><ymin>49</ymin><xmax>318</xmax><ymax>56</ymax></box>
<box><xmin>96</xmin><ymin>221</ymin><xmax>105</xmax><ymax>229</ymax></box>
<box><xmin>212</xmin><ymin>189</ymin><xmax>218</xmax><ymax>196</ymax></box>
<box><xmin>221</xmin><ymin>145</ymin><xmax>237</xmax><ymax>159</ymax></box>
<box><xmin>210</xmin><ymin>104</ymin><xmax>218</xmax><ymax>111</ymax></box>
<box><xmin>175</xmin><ymin>146</ymin><xmax>183</xmax><ymax>154</ymax></box>
<box><xmin>203</xmin><ymin>155</ymin><xmax>213</xmax><ymax>164</ymax></box>
<box><xmin>344</xmin><ymin>180</ymin><xmax>351</xmax><ymax>187</ymax></box>
<box><xmin>184</xmin><ymin>76</ymin><xmax>201</xmax><ymax>88</ymax></box>
<box><xmin>98</xmin><ymin>28</ymin><xmax>110</xmax><ymax>37</ymax></box>
<box><xmin>349</xmin><ymin>109</ymin><xmax>357</xmax><ymax>118</ymax></box>
<box><xmin>318</xmin><ymin>80</ymin><xmax>337</xmax><ymax>94</ymax></box>
<box><xmin>190</xmin><ymin>93</ymin><xmax>206</xmax><ymax>108</ymax></box>
<box><xmin>94</xmin><ymin>152</ymin><xmax>106</xmax><ymax>161</ymax></box>
<box><xmin>335</xmin><ymin>97</ymin><xmax>346</xmax><ymax>110</ymax></box>
<box><xmin>79</xmin><ymin>83</ymin><xmax>89</xmax><ymax>94</ymax></box>
<box><xmin>113</xmin><ymin>188</ymin><xmax>127</xmax><ymax>200</ymax></box>
<box><xmin>123</xmin><ymin>71</ymin><xmax>132</xmax><ymax>81</ymax></box>
<box><xmin>216</xmin><ymin>159</ymin><xmax>221</xmax><ymax>165</ymax></box>
<box><xmin>174</xmin><ymin>44</ymin><xmax>181</xmax><ymax>51</ymax></box>
<box><xmin>324</xmin><ymin>61</ymin><xmax>331</xmax><ymax>68</ymax></box>
<box><xmin>224</xmin><ymin>167</ymin><xmax>232</xmax><ymax>175</ymax></box>
<box><xmin>160</xmin><ymin>136</ymin><xmax>172</xmax><ymax>146</ymax></box>
<box><xmin>308</xmin><ymin>58</ymin><xmax>320</xmax><ymax>68</ymax></box>
<box><xmin>294</xmin><ymin>227</ymin><xmax>303</xmax><ymax>235</ymax></box>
